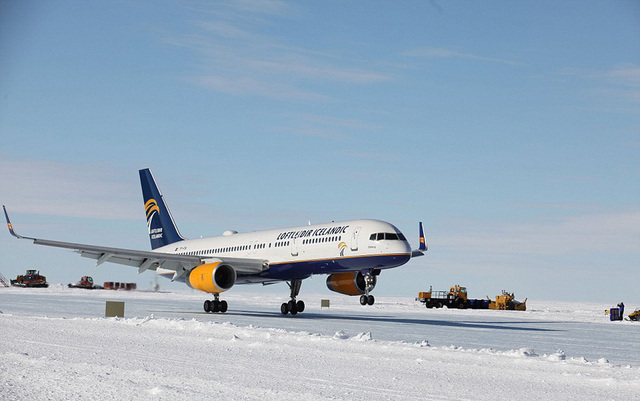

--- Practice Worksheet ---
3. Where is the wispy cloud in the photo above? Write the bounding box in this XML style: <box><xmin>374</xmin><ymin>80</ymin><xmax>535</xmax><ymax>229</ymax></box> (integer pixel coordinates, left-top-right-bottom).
<box><xmin>403</xmin><ymin>47</ymin><xmax>521</xmax><ymax>66</ymax></box>
<box><xmin>0</xmin><ymin>158</ymin><xmax>140</xmax><ymax>220</ymax></box>
<box><xmin>558</xmin><ymin>64</ymin><xmax>640</xmax><ymax>109</ymax></box>
<box><xmin>166</xmin><ymin>2</ymin><xmax>391</xmax><ymax>100</ymax></box>
<box><xmin>275</xmin><ymin>124</ymin><xmax>345</xmax><ymax>139</ymax></box>
<box><xmin>600</xmin><ymin>65</ymin><xmax>640</xmax><ymax>106</ymax></box>
<box><xmin>275</xmin><ymin>113</ymin><xmax>382</xmax><ymax>139</ymax></box>
<box><xmin>192</xmin><ymin>75</ymin><xmax>330</xmax><ymax>100</ymax></box>
<box><xmin>438</xmin><ymin>209</ymin><xmax>640</xmax><ymax>258</ymax></box>
<box><xmin>341</xmin><ymin>150</ymin><xmax>398</xmax><ymax>161</ymax></box>
<box><xmin>604</xmin><ymin>65</ymin><xmax>640</xmax><ymax>86</ymax></box>
<box><xmin>248</xmin><ymin>58</ymin><xmax>390</xmax><ymax>84</ymax></box>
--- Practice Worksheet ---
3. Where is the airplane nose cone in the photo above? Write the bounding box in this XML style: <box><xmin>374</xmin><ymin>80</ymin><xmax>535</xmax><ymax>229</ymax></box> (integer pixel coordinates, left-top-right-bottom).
<box><xmin>392</xmin><ymin>239</ymin><xmax>411</xmax><ymax>254</ymax></box>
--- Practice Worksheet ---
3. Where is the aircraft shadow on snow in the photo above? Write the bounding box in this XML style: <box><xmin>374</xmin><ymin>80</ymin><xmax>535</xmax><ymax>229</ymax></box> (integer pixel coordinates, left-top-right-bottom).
<box><xmin>151</xmin><ymin>308</ymin><xmax>561</xmax><ymax>333</ymax></box>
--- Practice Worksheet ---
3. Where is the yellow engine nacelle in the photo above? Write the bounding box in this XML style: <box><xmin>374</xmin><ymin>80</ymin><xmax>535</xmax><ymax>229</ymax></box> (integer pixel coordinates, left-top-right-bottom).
<box><xmin>326</xmin><ymin>271</ymin><xmax>376</xmax><ymax>296</ymax></box>
<box><xmin>187</xmin><ymin>262</ymin><xmax>236</xmax><ymax>294</ymax></box>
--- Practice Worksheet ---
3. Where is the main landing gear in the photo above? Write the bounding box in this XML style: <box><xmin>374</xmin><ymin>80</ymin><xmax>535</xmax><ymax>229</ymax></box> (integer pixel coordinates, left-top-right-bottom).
<box><xmin>281</xmin><ymin>279</ymin><xmax>305</xmax><ymax>316</ymax></box>
<box><xmin>360</xmin><ymin>294</ymin><xmax>375</xmax><ymax>306</ymax></box>
<box><xmin>359</xmin><ymin>272</ymin><xmax>376</xmax><ymax>306</ymax></box>
<box><xmin>204</xmin><ymin>293</ymin><xmax>228</xmax><ymax>313</ymax></box>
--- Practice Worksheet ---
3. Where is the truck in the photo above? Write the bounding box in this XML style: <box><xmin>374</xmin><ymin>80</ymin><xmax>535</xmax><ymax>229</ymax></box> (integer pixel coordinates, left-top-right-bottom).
<box><xmin>417</xmin><ymin>285</ymin><xmax>526</xmax><ymax>310</ymax></box>
<box><xmin>10</xmin><ymin>269</ymin><xmax>49</xmax><ymax>288</ymax></box>
<box><xmin>417</xmin><ymin>285</ymin><xmax>490</xmax><ymax>309</ymax></box>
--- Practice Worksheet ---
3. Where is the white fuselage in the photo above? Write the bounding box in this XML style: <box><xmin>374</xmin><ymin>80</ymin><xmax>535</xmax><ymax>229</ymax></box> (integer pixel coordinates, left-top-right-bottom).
<box><xmin>154</xmin><ymin>219</ymin><xmax>412</xmax><ymax>283</ymax></box>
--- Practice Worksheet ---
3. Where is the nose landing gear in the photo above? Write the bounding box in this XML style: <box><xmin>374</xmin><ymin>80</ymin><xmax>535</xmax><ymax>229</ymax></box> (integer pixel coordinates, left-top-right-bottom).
<box><xmin>359</xmin><ymin>272</ymin><xmax>376</xmax><ymax>306</ymax></box>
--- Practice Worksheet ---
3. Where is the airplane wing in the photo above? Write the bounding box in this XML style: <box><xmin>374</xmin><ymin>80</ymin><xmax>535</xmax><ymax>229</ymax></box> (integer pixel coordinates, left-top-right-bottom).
<box><xmin>3</xmin><ymin>206</ymin><xmax>267</xmax><ymax>280</ymax></box>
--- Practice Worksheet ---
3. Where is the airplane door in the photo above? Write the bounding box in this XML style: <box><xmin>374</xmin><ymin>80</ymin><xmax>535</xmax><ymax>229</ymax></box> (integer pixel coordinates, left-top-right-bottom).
<box><xmin>290</xmin><ymin>238</ymin><xmax>299</xmax><ymax>257</ymax></box>
<box><xmin>350</xmin><ymin>227</ymin><xmax>361</xmax><ymax>251</ymax></box>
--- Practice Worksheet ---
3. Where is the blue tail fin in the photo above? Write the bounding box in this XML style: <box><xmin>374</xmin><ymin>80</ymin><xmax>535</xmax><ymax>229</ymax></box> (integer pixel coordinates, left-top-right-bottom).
<box><xmin>139</xmin><ymin>169</ymin><xmax>185</xmax><ymax>250</ymax></box>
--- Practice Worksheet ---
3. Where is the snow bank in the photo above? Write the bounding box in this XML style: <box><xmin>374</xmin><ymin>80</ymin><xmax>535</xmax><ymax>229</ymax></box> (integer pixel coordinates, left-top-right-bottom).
<box><xmin>1</xmin><ymin>287</ymin><xmax>639</xmax><ymax>400</ymax></box>
<box><xmin>1</xmin><ymin>312</ymin><xmax>639</xmax><ymax>401</ymax></box>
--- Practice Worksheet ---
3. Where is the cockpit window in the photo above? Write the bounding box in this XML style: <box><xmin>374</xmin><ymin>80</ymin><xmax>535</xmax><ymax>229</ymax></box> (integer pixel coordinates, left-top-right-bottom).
<box><xmin>369</xmin><ymin>232</ymin><xmax>407</xmax><ymax>241</ymax></box>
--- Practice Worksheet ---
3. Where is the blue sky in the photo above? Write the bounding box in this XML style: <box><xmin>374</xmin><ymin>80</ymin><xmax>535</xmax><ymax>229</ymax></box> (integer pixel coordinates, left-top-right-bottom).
<box><xmin>1</xmin><ymin>1</ymin><xmax>639</xmax><ymax>304</ymax></box>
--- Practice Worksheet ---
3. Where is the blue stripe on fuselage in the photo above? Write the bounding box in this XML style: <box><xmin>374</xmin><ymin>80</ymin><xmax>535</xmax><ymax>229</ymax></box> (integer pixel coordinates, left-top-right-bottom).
<box><xmin>259</xmin><ymin>253</ymin><xmax>411</xmax><ymax>281</ymax></box>
<box><xmin>158</xmin><ymin>253</ymin><xmax>411</xmax><ymax>284</ymax></box>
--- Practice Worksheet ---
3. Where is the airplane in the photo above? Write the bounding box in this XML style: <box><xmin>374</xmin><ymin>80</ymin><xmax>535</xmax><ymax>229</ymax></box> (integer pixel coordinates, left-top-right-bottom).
<box><xmin>3</xmin><ymin>168</ymin><xmax>427</xmax><ymax>315</ymax></box>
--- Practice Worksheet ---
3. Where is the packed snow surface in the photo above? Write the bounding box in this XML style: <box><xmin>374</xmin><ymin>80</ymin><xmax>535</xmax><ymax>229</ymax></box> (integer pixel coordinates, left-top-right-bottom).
<box><xmin>1</xmin><ymin>286</ymin><xmax>638</xmax><ymax>400</ymax></box>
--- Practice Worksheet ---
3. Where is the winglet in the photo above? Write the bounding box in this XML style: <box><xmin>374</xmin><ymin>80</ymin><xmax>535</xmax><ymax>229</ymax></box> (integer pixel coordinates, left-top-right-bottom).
<box><xmin>418</xmin><ymin>221</ymin><xmax>428</xmax><ymax>252</ymax></box>
<box><xmin>3</xmin><ymin>205</ymin><xmax>24</xmax><ymax>239</ymax></box>
<box><xmin>411</xmin><ymin>221</ymin><xmax>427</xmax><ymax>257</ymax></box>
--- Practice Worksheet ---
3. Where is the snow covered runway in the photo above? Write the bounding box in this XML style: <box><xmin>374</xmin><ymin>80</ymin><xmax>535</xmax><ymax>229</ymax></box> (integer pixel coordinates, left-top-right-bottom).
<box><xmin>1</xmin><ymin>287</ymin><xmax>638</xmax><ymax>400</ymax></box>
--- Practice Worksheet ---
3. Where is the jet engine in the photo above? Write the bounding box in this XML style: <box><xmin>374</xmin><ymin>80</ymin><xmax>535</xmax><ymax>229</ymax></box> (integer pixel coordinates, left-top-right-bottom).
<box><xmin>326</xmin><ymin>271</ymin><xmax>376</xmax><ymax>296</ymax></box>
<box><xmin>187</xmin><ymin>262</ymin><xmax>236</xmax><ymax>293</ymax></box>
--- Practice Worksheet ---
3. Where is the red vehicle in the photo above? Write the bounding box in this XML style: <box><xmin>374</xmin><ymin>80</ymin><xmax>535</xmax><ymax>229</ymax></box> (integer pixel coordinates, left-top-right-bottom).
<box><xmin>68</xmin><ymin>276</ymin><xmax>100</xmax><ymax>289</ymax></box>
<box><xmin>11</xmin><ymin>270</ymin><xmax>49</xmax><ymax>288</ymax></box>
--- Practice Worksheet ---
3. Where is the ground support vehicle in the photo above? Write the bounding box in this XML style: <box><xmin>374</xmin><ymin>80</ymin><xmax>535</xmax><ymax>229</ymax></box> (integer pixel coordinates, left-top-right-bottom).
<box><xmin>488</xmin><ymin>290</ymin><xmax>527</xmax><ymax>311</ymax></box>
<box><xmin>68</xmin><ymin>276</ymin><xmax>102</xmax><ymax>289</ymax></box>
<box><xmin>417</xmin><ymin>285</ymin><xmax>490</xmax><ymax>309</ymax></box>
<box><xmin>10</xmin><ymin>269</ymin><xmax>49</xmax><ymax>288</ymax></box>
<box><xmin>103</xmin><ymin>282</ymin><xmax>137</xmax><ymax>290</ymax></box>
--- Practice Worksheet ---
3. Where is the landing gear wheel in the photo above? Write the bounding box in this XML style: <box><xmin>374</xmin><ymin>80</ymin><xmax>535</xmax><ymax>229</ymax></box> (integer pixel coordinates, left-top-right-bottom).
<box><xmin>287</xmin><ymin>300</ymin><xmax>298</xmax><ymax>315</ymax></box>
<box><xmin>360</xmin><ymin>295</ymin><xmax>368</xmax><ymax>306</ymax></box>
<box><xmin>204</xmin><ymin>296</ymin><xmax>228</xmax><ymax>313</ymax></box>
<box><xmin>367</xmin><ymin>295</ymin><xmax>375</xmax><ymax>305</ymax></box>
<box><xmin>282</xmin><ymin>280</ymin><xmax>304</xmax><ymax>316</ymax></box>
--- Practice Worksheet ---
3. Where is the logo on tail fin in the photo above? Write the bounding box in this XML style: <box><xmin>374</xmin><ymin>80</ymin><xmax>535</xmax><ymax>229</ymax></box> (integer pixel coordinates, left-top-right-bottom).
<box><xmin>145</xmin><ymin>199</ymin><xmax>160</xmax><ymax>231</ymax></box>
<box><xmin>145</xmin><ymin>198</ymin><xmax>164</xmax><ymax>240</ymax></box>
